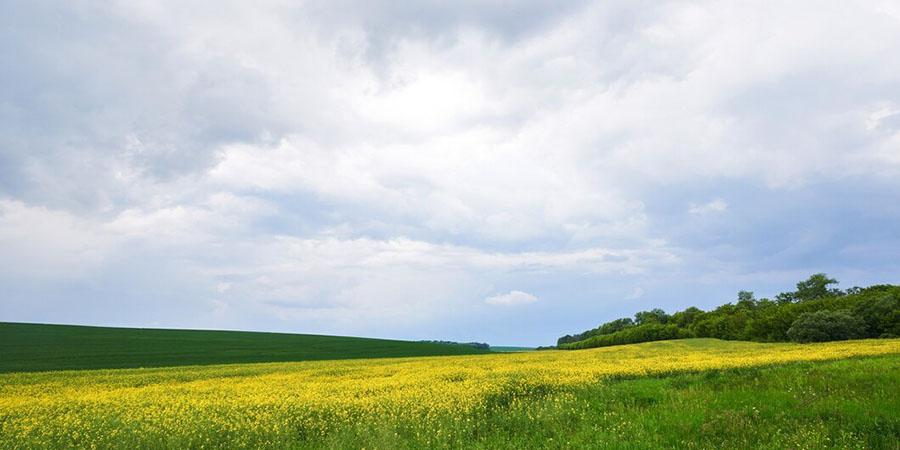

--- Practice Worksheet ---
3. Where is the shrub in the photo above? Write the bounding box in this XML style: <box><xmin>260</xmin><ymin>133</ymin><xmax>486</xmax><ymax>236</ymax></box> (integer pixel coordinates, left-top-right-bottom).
<box><xmin>852</xmin><ymin>294</ymin><xmax>900</xmax><ymax>338</ymax></box>
<box><xmin>559</xmin><ymin>324</ymin><xmax>692</xmax><ymax>349</ymax></box>
<box><xmin>786</xmin><ymin>310</ymin><xmax>867</xmax><ymax>343</ymax></box>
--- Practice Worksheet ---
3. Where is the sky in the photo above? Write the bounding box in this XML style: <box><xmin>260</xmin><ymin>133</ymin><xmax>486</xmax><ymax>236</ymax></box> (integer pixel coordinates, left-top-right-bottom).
<box><xmin>2</xmin><ymin>1</ymin><xmax>900</xmax><ymax>346</ymax></box>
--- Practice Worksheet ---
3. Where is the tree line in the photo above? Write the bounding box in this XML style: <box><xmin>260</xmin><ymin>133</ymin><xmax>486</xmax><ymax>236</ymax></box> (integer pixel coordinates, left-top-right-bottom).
<box><xmin>554</xmin><ymin>274</ymin><xmax>900</xmax><ymax>350</ymax></box>
<box><xmin>420</xmin><ymin>340</ymin><xmax>491</xmax><ymax>350</ymax></box>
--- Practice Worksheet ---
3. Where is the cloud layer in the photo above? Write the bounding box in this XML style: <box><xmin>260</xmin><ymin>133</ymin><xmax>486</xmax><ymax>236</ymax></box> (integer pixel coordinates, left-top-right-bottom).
<box><xmin>2</xmin><ymin>1</ymin><xmax>899</xmax><ymax>345</ymax></box>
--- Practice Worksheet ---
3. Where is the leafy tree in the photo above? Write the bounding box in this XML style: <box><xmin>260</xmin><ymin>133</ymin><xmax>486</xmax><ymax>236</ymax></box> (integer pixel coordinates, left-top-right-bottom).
<box><xmin>596</xmin><ymin>318</ymin><xmax>635</xmax><ymax>335</ymax></box>
<box><xmin>555</xmin><ymin>277</ymin><xmax>900</xmax><ymax>350</ymax></box>
<box><xmin>774</xmin><ymin>292</ymin><xmax>796</xmax><ymax>305</ymax></box>
<box><xmin>852</xmin><ymin>294</ymin><xmax>900</xmax><ymax>338</ymax></box>
<box><xmin>633</xmin><ymin>311</ymin><xmax>653</xmax><ymax>325</ymax></box>
<box><xmin>736</xmin><ymin>291</ymin><xmax>757</xmax><ymax>310</ymax></box>
<box><xmin>845</xmin><ymin>286</ymin><xmax>863</xmax><ymax>296</ymax></box>
<box><xmin>794</xmin><ymin>273</ymin><xmax>840</xmax><ymax>302</ymax></box>
<box><xmin>786</xmin><ymin>310</ymin><xmax>867</xmax><ymax>343</ymax></box>
<box><xmin>670</xmin><ymin>306</ymin><xmax>703</xmax><ymax>328</ymax></box>
<box><xmin>756</xmin><ymin>298</ymin><xmax>776</xmax><ymax>309</ymax></box>
<box><xmin>419</xmin><ymin>340</ymin><xmax>490</xmax><ymax>350</ymax></box>
<box><xmin>649</xmin><ymin>308</ymin><xmax>670</xmax><ymax>324</ymax></box>
<box><xmin>880</xmin><ymin>310</ymin><xmax>900</xmax><ymax>338</ymax></box>
<box><xmin>557</xmin><ymin>317</ymin><xmax>638</xmax><ymax>345</ymax></box>
<box><xmin>559</xmin><ymin>324</ymin><xmax>690</xmax><ymax>349</ymax></box>
<box><xmin>634</xmin><ymin>308</ymin><xmax>669</xmax><ymax>325</ymax></box>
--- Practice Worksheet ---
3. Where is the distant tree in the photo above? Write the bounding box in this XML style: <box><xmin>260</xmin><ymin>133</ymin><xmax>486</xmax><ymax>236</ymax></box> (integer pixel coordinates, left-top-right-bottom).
<box><xmin>844</xmin><ymin>286</ymin><xmax>863</xmax><ymax>296</ymax></box>
<box><xmin>634</xmin><ymin>308</ymin><xmax>668</xmax><ymax>325</ymax></box>
<box><xmin>596</xmin><ymin>318</ymin><xmax>635</xmax><ymax>335</ymax></box>
<box><xmin>756</xmin><ymin>298</ymin><xmax>776</xmax><ymax>309</ymax></box>
<box><xmin>554</xmin><ymin>279</ymin><xmax>900</xmax><ymax>350</ymax></box>
<box><xmin>670</xmin><ymin>306</ymin><xmax>703</xmax><ymax>328</ymax></box>
<box><xmin>633</xmin><ymin>311</ymin><xmax>652</xmax><ymax>325</ymax></box>
<box><xmin>786</xmin><ymin>310</ymin><xmax>866</xmax><ymax>343</ymax></box>
<box><xmin>559</xmin><ymin>323</ymin><xmax>690</xmax><ymax>349</ymax></box>
<box><xmin>852</xmin><ymin>294</ymin><xmax>900</xmax><ymax>338</ymax></box>
<box><xmin>420</xmin><ymin>340</ymin><xmax>490</xmax><ymax>350</ymax></box>
<box><xmin>881</xmin><ymin>311</ymin><xmax>900</xmax><ymax>338</ymax></box>
<box><xmin>794</xmin><ymin>273</ymin><xmax>840</xmax><ymax>302</ymax></box>
<box><xmin>736</xmin><ymin>291</ymin><xmax>757</xmax><ymax>310</ymax></box>
<box><xmin>775</xmin><ymin>292</ymin><xmax>796</xmax><ymax>305</ymax></box>
<box><xmin>557</xmin><ymin>317</ymin><xmax>640</xmax><ymax>346</ymax></box>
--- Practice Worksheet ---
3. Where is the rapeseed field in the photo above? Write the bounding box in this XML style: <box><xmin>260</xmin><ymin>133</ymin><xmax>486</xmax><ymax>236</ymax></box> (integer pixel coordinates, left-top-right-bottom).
<box><xmin>2</xmin><ymin>338</ymin><xmax>899</xmax><ymax>449</ymax></box>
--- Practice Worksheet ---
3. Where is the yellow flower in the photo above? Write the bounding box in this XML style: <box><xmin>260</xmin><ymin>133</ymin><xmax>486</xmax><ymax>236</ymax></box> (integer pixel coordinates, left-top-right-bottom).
<box><xmin>1</xmin><ymin>338</ymin><xmax>898</xmax><ymax>447</ymax></box>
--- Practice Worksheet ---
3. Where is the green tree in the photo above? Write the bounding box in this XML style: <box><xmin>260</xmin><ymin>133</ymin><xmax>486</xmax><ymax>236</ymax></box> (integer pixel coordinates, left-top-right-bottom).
<box><xmin>555</xmin><ymin>282</ymin><xmax>900</xmax><ymax>350</ymax></box>
<box><xmin>775</xmin><ymin>292</ymin><xmax>796</xmax><ymax>305</ymax></box>
<box><xmin>736</xmin><ymin>291</ymin><xmax>757</xmax><ymax>310</ymax></box>
<box><xmin>634</xmin><ymin>308</ymin><xmax>668</xmax><ymax>325</ymax></box>
<box><xmin>670</xmin><ymin>306</ymin><xmax>703</xmax><ymax>328</ymax></box>
<box><xmin>852</xmin><ymin>294</ymin><xmax>900</xmax><ymax>338</ymax></box>
<box><xmin>794</xmin><ymin>273</ymin><xmax>840</xmax><ymax>302</ymax></box>
<box><xmin>786</xmin><ymin>310</ymin><xmax>867</xmax><ymax>343</ymax></box>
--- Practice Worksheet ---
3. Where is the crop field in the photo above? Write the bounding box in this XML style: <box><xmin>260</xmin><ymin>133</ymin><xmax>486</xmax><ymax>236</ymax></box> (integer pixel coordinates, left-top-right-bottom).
<box><xmin>0</xmin><ymin>322</ymin><xmax>489</xmax><ymax>373</ymax></box>
<box><xmin>2</xmin><ymin>338</ymin><xmax>899</xmax><ymax>449</ymax></box>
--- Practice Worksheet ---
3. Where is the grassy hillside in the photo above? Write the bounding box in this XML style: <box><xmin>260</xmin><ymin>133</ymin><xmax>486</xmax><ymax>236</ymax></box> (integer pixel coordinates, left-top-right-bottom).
<box><xmin>1</xmin><ymin>338</ymin><xmax>898</xmax><ymax>449</ymax></box>
<box><xmin>0</xmin><ymin>322</ymin><xmax>490</xmax><ymax>373</ymax></box>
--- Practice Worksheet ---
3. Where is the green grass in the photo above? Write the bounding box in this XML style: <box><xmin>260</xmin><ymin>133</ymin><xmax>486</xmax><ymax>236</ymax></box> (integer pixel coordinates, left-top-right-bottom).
<box><xmin>2</xmin><ymin>338</ymin><xmax>898</xmax><ymax>448</ymax></box>
<box><xmin>309</xmin><ymin>354</ymin><xmax>900</xmax><ymax>449</ymax></box>
<box><xmin>0</xmin><ymin>322</ymin><xmax>490</xmax><ymax>373</ymax></box>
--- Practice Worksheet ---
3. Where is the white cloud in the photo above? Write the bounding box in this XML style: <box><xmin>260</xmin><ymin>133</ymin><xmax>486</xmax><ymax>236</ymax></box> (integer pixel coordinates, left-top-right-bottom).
<box><xmin>208</xmin><ymin>133</ymin><xmax>647</xmax><ymax>242</ymax></box>
<box><xmin>625</xmin><ymin>287</ymin><xmax>645</xmax><ymax>300</ymax></box>
<box><xmin>485</xmin><ymin>290</ymin><xmax>538</xmax><ymax>306</ymax></box>
<box><xmin>688</xmin><ymin>199</ymin><xmax>728</xmax><ymax>216</ymax></box>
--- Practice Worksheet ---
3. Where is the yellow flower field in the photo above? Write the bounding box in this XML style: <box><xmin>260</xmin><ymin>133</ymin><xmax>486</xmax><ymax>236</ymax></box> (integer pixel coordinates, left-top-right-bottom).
<box><xmin>2</xmin><ymin>338</ymin><xmax>899</xmax><ymax>449</ymax></box>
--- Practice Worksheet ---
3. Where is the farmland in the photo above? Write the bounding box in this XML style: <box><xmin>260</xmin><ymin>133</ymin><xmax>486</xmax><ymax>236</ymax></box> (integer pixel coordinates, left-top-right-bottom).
<box><xmin>2</xmin><ymin>338</ymin><xmax>899</xmax><ymax>449</ymax></box>
<box><xmin>0</xmin><ymin>322</ymin><xmax>489</xmax><ymax>373</ymax></box>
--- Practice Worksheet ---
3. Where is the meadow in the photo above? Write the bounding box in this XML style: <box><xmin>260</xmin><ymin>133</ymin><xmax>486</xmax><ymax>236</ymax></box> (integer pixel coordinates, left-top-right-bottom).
<box><xmin>0</xmin><ymin>322</ymin><xmax>488</xmax><ymax>373</ymax></box>
<box><xmin>2</xmin><ymin>338</ymin><xmax>899</xmax><ymax>449</ymax></box>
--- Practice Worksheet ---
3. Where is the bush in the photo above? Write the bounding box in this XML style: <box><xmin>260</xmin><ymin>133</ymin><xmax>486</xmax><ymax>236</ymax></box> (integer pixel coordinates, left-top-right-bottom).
<box><xmin>786</xmin><ymin>310</ymin><xmax>867</xmax><ymax>343</ymax></box>
<box><xmin>852</xmin><ymin>294</ymin><xmax>900</xmax><ymax>337</ymax></box>
<box><xmin>559</xmin><ymin>324</ymin><xmax>692</xmax><ymax>349</ymax></box>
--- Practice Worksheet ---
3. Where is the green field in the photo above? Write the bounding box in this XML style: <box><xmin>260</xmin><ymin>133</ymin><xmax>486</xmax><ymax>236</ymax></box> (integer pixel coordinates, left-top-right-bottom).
<box><xmin>0</xmin><ymin>322</ymin><xmax>490</xmax><ymax>373</ymax></box>
<box><xmin>2</xmin><ymin>337</ymin><xmax>898</xmax><ymax>449</ymax></box>
<box><xmin>444</xmin><ymin>354</ymin><xmax>899</xmax><ymax>449</ymax></box>
<box><xmin>315</xmin><ymin>354</ymin><xmax>900</xmax><ymax>449</ymax></box>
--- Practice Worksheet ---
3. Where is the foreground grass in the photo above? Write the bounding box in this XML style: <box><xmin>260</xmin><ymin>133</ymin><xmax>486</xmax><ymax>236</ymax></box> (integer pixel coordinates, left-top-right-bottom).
<box><xmin>332</xmin><ymin>356</ymin><xmax>900</xmax><ymax>449</ymax></box>
<box><xmin>0</xmin><ymin>322</ymin><xmax>489</xmax><ymax>373</ymax></box>
<box><xmin>319</xmin><ymin>355</ymin><xmax>900</xmax><ymax>450</ymax></box>
<box><xmin>1</xmin><ymin>339</ymin><xmax>899</xmax><ymax>449</ymax></box>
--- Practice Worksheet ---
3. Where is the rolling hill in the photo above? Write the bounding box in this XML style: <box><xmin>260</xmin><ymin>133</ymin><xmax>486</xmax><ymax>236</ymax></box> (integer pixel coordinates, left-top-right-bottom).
<box><xmin>0</xmin><ymin>322</ymin><xmax>491</xmax><ymax>373</ymax></box>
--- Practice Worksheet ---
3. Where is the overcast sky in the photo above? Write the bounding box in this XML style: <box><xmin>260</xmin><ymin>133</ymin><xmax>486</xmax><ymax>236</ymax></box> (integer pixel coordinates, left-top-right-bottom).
<box><xmin>2</xmin><ymin>1</ymin><xmax>900</xmax><ymax>346</ymax></box>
